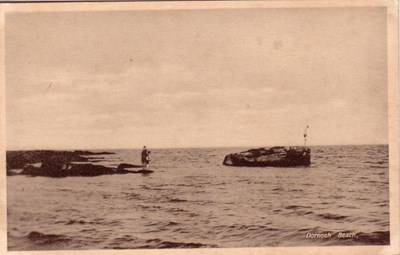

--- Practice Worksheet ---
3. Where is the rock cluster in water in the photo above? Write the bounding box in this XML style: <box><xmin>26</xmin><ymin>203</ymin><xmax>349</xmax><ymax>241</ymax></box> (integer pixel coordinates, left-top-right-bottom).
<box><xmin>6</xmin><ymin>150</ymin><xmax>146</xmax><ymax>177</ymax></box>
<box><xmin>223</xmin><ymin>146</ymin><xmax>311</xmax><ymax>167</ymax></box>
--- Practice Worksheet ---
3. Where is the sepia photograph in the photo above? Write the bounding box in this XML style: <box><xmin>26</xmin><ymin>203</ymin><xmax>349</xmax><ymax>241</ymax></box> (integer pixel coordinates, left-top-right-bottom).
<box><xmin>0</xmin><ymin>1</ymin><xmax>399</xmax><ymax>254</ymax></box>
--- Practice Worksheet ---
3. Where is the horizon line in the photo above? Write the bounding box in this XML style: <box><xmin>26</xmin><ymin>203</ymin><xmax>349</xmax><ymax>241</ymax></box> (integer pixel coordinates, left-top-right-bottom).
<box><xmin>5</xmin><ymin>143</ymin><xmax>389</xmax><ymax>152</ymax></box>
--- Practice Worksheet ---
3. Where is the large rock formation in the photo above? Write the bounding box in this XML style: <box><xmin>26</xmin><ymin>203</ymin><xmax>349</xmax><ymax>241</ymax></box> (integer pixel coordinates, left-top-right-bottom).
<box><xmin>6</xmin><ymin>150</ymin><xmax>153</xmax><ymax>177</ymax></box>
<box><xmin>6</xmin><ymin>150</ymin><xmax>104</xmax><ymax>171</ymax></box>
<box><xmin>223</xmin><ymin>146</ymin><xmax>311</xmax><ymax>167</ymax></box>
<box><xmin>21</xmin><ymin>163</ymin><xmax>117</xmax><ymax>177</ymax></box>
<box><xmin>20</xmin><ymin>162</ymin><xmax>153</xmax><ymax>177</ymax></box>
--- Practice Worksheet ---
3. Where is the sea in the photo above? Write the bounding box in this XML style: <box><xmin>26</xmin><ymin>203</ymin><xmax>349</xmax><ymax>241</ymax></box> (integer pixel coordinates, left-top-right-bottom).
<box><xmin>7</xmin><ymin>145</ymin><xmax>390</xmax><ymax>250</ymax></box>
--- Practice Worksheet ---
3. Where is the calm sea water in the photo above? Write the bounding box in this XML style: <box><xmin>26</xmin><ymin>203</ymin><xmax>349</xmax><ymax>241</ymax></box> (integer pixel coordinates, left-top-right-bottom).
<box><xmin>7</xmin><ymin>145</ymin><xmax>389</xmax><ymax>250</ymax></box>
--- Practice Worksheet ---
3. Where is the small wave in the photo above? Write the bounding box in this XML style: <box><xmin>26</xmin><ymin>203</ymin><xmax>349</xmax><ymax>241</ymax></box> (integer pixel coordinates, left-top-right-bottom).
<box><xmin>338</xmin><ymin>205</ymin><xmax>357</xmax><ymax>209</ymax></box>
<box><xmin>329</xmin><ymin>195</ymin><xmax>345</xmax><ymax>199</ymax></box>
<box><xmin>165</xmin><ymin>207</ymin><xmax>186</xmax><ymax>213</ymax></box>
<box><xmin>169</xmin><ymin>198</ymin><xmax>188</xmax><ymax>203</ymax></box>
<box><xmin>146</xmin><ymin>238</ymin><xmax>161</xmax><ymax>243</ymax></box>
<box><xmin>253</xmin><ymin>181</ymin><xmax>267</xmax><ymax>184</ymax></box>
<box><xmin>57</xmin><ymin>188</ymin><xmax>73</xmax><ymax>192</ymax></box>
<box><xmin>172</xmin><ymin>228</ymin><xmax>190</xmax><ymax>233</ymax></box>
<box><xmin>54</xmin><ymin>208</ymin><xmax>79</xmax><ymax>213</ymax></box>
<box><xmin>165</xmin><ymin>221</ymin><xmax>179</xmax><ymax>226</ymax></box>
<box><xmin>158</xmin><ymin>241</ymin><xmax>217</xmax><ymax>248</ymax></box>
<box><xmin>299</xmin><ymin>210</ymin><xmax>314</xmax><ymax>215</ymax></box>
<box><xmin>284</xmin><ymin>210</ymin><xmax>314</xmax><ymax>217</ymax></box>
<box><xmin>27</xmin><ymin>231</ymin><xmax>71</xmax><ymax>245</ymax></box>
<box><xmin>139</xmin><ymin>185</ymin><xmax>169</xmax><ymax>191</ymax></box>
<box><xmin>79</xmin><ymin>228</ymin><xmax>97</xmax><ymax>233</ymax></box>
<box><xmin>338</xmin><ymin>166</ymin><xmax>357</xmax><ymax>169</ymax></box>
<box><xmin>285</xmin><ymin>205</ymin><xmax>312</xmax><ymax>210</ymax></box>
<box><xmin>364</xmin><ymin>160</ymin><xmax>386</xmax><ymax>164</ymax></box>
<box><xmin>141</xmin><ymin>239</ymin><xmax>217</xmax><ymax>249</ymax></box>
<box><xmin>225</xmin><ymin>224</ymin><xmax>279</xmax><ymax>232</ymax></box>
<box><xmin>298</xmin><ymin>228</ymin><xmax>312</xmax><ymax>232</ymax></box>
<box><xmin>92</xmin><ymin>218</ymin><xmax>120</xmax><ymax>226</ymax></box>
<box><xmin>111</xmin><ymin>235</ymin><xmax>136</xmax><ymax>243</ymax></box>
<box><xmin>317</xmin><ymin>213</ymin><xmax>348</xmax><ymax>220</ymax></box>
<box><xmin>144</xmin><ymin>222</ymin><xmax>159</xmax><ymax>227</ymax></box>
<box><xmin>139</xmin><ymin>185</ymin><xmax>166</xmax><ymax>191</ymax></box>
<box><xmin>124</xmin><ymin>192</ymin><xmax>141</xmax><ymax>200</ymax></box>
<box><xmin>176</xmin><ymin>183</ymin><xmax>197</xmax><ymax>187</ymax></box>
<box><xmin>138</xmin><ymin>205</ymin><xmax>162</xmax><ymax>211</ymax></box>
<box><xmin>66</xmin><ymin>220</ymin><xmax>86</xmax><ymax>225</ymax></box>
<box><xmin>369</xmin><ymin>165</ymin><xmax>387</xmax><ymax>169</ymax></box>
<box><xmin>196</xmin><ymin>199</ymin><xmax>215</xmax><ymax>205</ymax></box>
<box><xmin>59</xmin><ymin>218</ymin><xmax>120</xmax><ymax>226</ymax></box>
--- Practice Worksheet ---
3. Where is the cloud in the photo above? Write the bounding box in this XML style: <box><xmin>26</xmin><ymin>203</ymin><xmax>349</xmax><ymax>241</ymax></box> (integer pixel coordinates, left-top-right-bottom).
<box><xmin>6</xmin><ymin>8</ymin><xmax>388</xmax><ymax>149</ymax></box>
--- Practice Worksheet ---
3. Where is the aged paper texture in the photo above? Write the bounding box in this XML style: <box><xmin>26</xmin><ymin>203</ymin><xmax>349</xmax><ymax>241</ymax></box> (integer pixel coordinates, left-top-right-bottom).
<box><xmin>0</xmin><ymin>0</ymin><xmax>398</xmax><ymax>254</ymax></box>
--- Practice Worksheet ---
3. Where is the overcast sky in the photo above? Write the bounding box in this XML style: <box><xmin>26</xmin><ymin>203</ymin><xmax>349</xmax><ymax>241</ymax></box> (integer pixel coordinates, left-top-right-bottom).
<box><xmin>6</xmin><ymin>7</ymin><xmax>387</xmax><ymax>150</ymax></box>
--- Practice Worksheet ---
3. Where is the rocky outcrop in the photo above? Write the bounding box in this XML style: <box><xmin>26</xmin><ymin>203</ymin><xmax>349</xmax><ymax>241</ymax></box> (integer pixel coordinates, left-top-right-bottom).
<box><xmin>20</xmin><ymin>162</ymin><xmax>153</xmax><ymax>177</ymax></box>
<box><xmin>6</xmin><ymin>150</ymin><xmax>112</xmax><ymax>171</ymax></box>
<box><xmin>7</xmin><ymin>150</ymin><xmax>153</xmax><ymax>177</ymax></box>
<box><xmin>7</xmin><ymin>150</ymin><xmax>119</xmax><ymax>177</ymax></box>
<box><xmin>117</xmin><ymin>163</ymin><xmax>142</xmax><ymax>171</ymax></box>
<box><xmin>21</xmin><ymin>163</ymin><xmax>117</xmax><ymax>177</ymax></box>
<box><xmin>223</xmin><ymin>146</ymin><xmax>311</xmax><ymax>167</ymax></box>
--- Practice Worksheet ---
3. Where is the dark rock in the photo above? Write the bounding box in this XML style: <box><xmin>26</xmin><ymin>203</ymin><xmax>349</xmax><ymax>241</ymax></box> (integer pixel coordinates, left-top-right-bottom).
<box><xmin>21</xmin><ymin>162</ymin><xmax>117</xmax><ymax>177</ymax></box>
<box><xmin>223</xmin><ymin>146</ymin><xmax>311</xmax><ymax>167</ymax></box>
<box><xmin>72</xmin><ymin>150</ymin><xmax>114</xmax><ymax>155</ymax></box>
<box><xmin>132</xmin><ymin>169</ymin><xmax>154</xmax><ymax>174</ymax></box>
<box><xmin>8</xmin><ymin>150</ymin><xmax>150</xmax><ymax>177</ymax></box>
<box><xmin>7</xmin><ymin>151</ymin><xmax>42</xmax><ymax>169</ymax></box>
<box><xmin>68</xmin><ymin>163</ymin><xmax>116</xmax><ymax>177</ymax></box>
<box><xmin>7</xmin><ymin>150</ymin><xmax>115</xmax><ymax>176</ymax></box>
<box><xmin>7</xmin><ymin>150</ymin><xmax>88</xmax><ymax>170</ymax></box>
<box><xmin>117</xmin><ymin>163</ymin><xmax>142</xmax><ymax>172</ymax></box>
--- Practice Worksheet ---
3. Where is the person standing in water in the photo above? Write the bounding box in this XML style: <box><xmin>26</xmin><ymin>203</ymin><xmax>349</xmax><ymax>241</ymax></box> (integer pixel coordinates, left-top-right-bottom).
<box><xmin>141</xmin><ymin>146</ymin><xmax>149</xmax><ymax>170</ymax></box>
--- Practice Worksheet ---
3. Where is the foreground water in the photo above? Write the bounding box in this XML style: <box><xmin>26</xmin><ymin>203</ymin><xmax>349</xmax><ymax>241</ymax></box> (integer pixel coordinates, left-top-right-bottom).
<box><xmin>7</xmin><ymin>145</ymin><xmax>389</xmax><ymax>250</ymax></box>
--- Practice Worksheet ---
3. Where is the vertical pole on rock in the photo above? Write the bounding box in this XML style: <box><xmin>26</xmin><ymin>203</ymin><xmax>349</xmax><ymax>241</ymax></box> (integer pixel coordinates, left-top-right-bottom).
<box><xmin>304</xmin><ymin>125</ymin><xmax>309</xmax><ymax>146</ymax></box>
